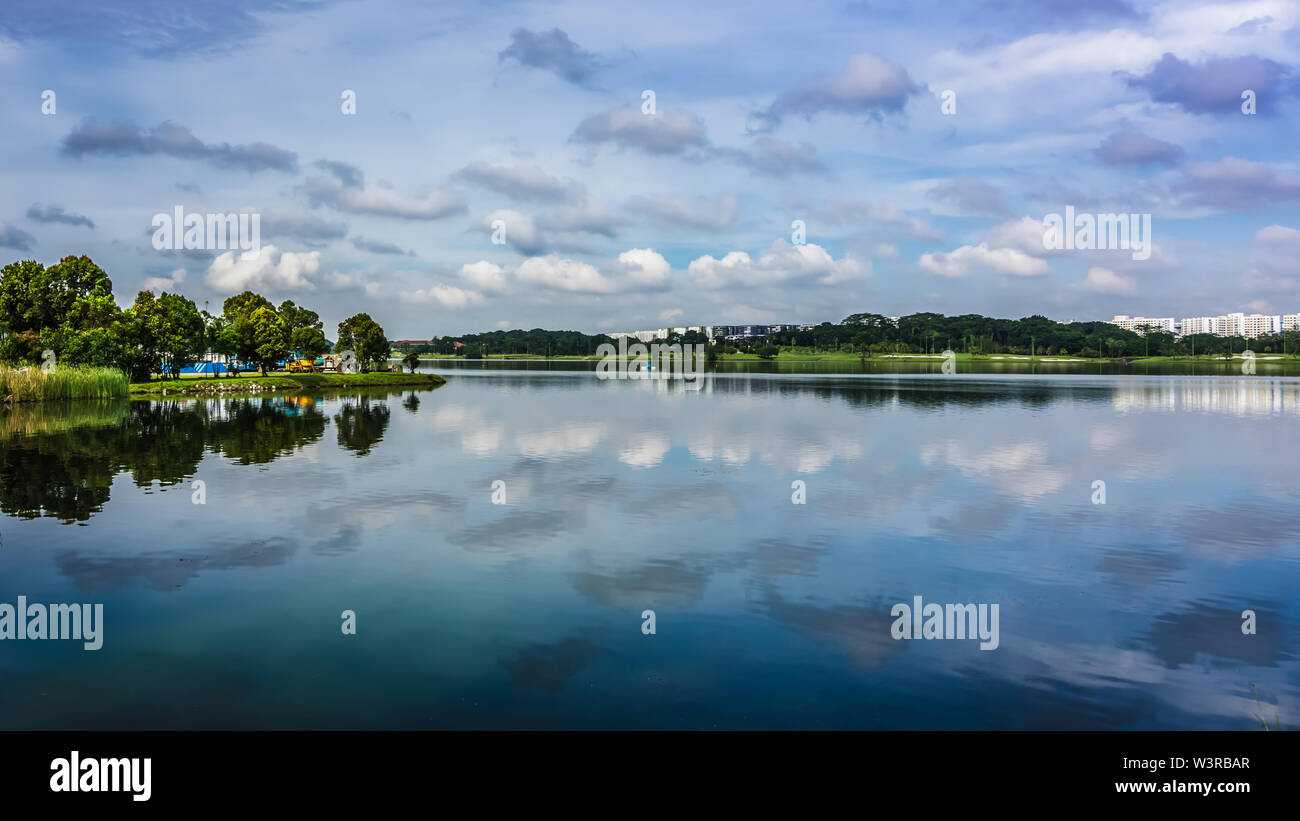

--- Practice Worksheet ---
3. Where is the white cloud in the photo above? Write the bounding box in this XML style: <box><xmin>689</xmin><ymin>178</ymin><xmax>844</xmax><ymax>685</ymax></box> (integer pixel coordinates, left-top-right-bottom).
<box><xmin>460</xmin><ymin>260</ymin><xmax>509</xmax><ymax>293</ymax></box>
<box><xmin>1079</xmin><ymin>266</ymin><xmax>1136</xmax><ymax>294</ymax></box>
<box><xmin>515</xmin><ymin>255</ymin><xmax>616</xmax><ymax>293</ymax></box>
<box><xmin>616</xmin><ymin>248</ymin><xmax>671</xmax><ymax>288</ymax></box>
<box><xmin>688</xmin><ymin>240</ymin><xmax>869</xmax><ymax>288</ymax></box>
<box><xmin>205</xmin><ymin>245</ymin><xmax>320</xmax><ymax>293</ymax></box>
<box><xmin>303</xmin><ymin>173</ymin><xmax>465</xmax><ymax>220</ymax></box>
<box><xmin>403</xmin><ymin>283</ymin><xmax>485</xmax><ymax>308</ymax></box>
<box><xmin>142</xmin><ymin>266</ymin><xmax>186</xmax><ymax>293</ymax></box>
<box><xmin>919</xmin><ymin>243</ymin><xmax>1048</xmax><ymax>277</ymax></box>
<box><xmin>987</xmin><ymin>216</ymin><xmax>1052</xmax><ymax>256</ymax></box>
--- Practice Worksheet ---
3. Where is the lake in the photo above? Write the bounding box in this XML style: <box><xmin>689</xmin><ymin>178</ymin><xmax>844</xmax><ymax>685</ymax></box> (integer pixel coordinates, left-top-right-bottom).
<box><xmin>1</xmin><ymin>363</ymin><xmax>1296</xmax><ymax>729</ymax></box>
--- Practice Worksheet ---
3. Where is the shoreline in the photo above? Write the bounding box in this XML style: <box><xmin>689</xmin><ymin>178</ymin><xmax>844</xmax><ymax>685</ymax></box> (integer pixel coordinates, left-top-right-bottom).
<box><xmin>127</xmin><ymin>372</ymin><xmax>445</xmax><ymax>398</ymax></box>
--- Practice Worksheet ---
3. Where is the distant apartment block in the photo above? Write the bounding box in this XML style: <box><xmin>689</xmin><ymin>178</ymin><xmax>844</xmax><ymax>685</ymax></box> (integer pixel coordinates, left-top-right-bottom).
<box><xmin>1113</xmin><ymin>312</ymin><xmax>1293</xmax><ymax>339</ymax></box>
<box><xmin>1111</xmin><ymin>315</ymin><xmax>1176</xmax><ymax>335</ymax></box>
<box><xmin>1180</xmin><ymin>316</ymin><xmax>1219</xmax><ymax>336</ymax></box>
<box><xmin>608</xmin><ymin>324</ymin><xmax>818</xmax><ymax>342</ymax></box>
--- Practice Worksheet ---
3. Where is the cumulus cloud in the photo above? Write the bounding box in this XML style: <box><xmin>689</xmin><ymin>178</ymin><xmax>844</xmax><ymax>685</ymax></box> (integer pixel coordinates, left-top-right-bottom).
<box><xmin>1078</xmin><ymin>266</ymin><xmax>1135</xmax><ymax>294</ymax></box>
<box><xmin>0</xmin><ymin>221</ymin><xmax>35</xmax><ymax>250</ymax></box>
<box><xmin>479</xmin><ymin>198</ymin><xmax>620</xmax><ymax>255</ymax></box>
<box><xmin>749</xmin><ymin>53</ymin><xmax>920</xmax><ymax>132</ymax></box>
<box><xmin>498</xmin><ymin>28</ymin><xmax>605</xmax><ymax>88</ymax></box>
<box><xmin>919</xmin><ymin>243</ymin><xmax>1048</xmax><ymax>277</ymax></box>
<box><xmin>615</xmin><ymin>248</ymin><xmax>672</xmax><ymax>288</ymax></box>
<box><xmin>1094</xmin><ymin>129</ymin><xmax>1183</xmax><ymax>166</ymax></box>
<box><xmin>1255</xmin><ymin>224</ymin><xmax>1300</xmax><ymax>251</ymax></box>
<box><xmin>516</xmin><ymin>255</ymin><xmax>616</xmax><ymax>293</ymax></box>
<box><xmin>987</xmin><ymin>216</ymin><xmax>1052</xmax><ymax>256</ymax></box>
<box><xmin>624</xmin><ymin>194</ymin><xmax>738</xmax><ymax>230</ymax></box>
<box><xmin>482</xmin><ymin>209</ymin><xmax>545</xmax><ymax>255</ymax></box>
<box><xmin>142</xmin><ymin>267</ymin><xmax>186</xmax><ymax>293</ymax></box>
<box><xmin>460</xmin><ymin>260</ymin><xmax>510</xmax><ymax>293</ymax></box>
<box><xmin>303</xmin><ymin>160</ymin><xmax>466</xmax><ymax>220</ymax></box>
<box><xmin>1126</xmin><ymin>53</ymin><xmax>1299</xmax><ymax>115</ymax></box>
<box><xmin>453</xmin><ymin>161</ymin><xmax>584</xmax><ymax>203</ymax></box>
<box><xmin>60</xmin><ymin>118</ymin><xmax>297</xmax><ymax>172</ymax></box>
<box><xmin>403</xmin><ymin>284</ymin><xmax>485</xmax><ymax>308</ymax></box>
<box><xmin>205</xmin><ymin>245</ymin><xmax>320</xmax><ymax>293</ymax></box>
<box><xmin>26</xmin><ymin>204</ymin><xmax>94</xmax><ymax>228</ymax></box>
<box><xmin>571</xmin><ymin>107</ymin><xmax>709</xmax><ymax>155</ymax></box>
<box><xmin>688</xmin><ymin>240</ymin><xmax>869</xmax><ymax>288</ymax></box>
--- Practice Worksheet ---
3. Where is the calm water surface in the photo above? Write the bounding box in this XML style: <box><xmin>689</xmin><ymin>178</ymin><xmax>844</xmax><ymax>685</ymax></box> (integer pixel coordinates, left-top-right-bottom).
<box><xmin>1</xmin><ymin>366</ymin><xmax>1296</xmax><ymax>729</ymax></box>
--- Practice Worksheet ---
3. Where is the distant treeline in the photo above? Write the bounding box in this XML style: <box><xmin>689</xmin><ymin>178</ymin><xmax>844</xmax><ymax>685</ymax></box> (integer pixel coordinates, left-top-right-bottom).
<box><xmin>401</xmin><ymin>313</ymin><xmax>1300</xmax><ymax>359</ymax></box>
<box><xmin>395</xmin><ymin>329</ymin><xmax>618</xmax><ymax>358</ymax></box>
<box><xmin>773</xmin><ymin>313</ymin><xmax>1299</xmax><ymax>358</ymax></box>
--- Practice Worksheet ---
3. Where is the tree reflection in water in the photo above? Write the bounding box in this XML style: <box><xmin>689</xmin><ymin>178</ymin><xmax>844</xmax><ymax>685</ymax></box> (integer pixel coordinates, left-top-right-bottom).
<box><xmin>0</xmin><ymin>393</ymin><xmax>393</xmax><ymax>523</ymax></box>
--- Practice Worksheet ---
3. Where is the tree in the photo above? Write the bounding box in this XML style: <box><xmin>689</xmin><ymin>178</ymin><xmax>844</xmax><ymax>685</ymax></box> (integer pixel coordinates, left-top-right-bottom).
<box><xmin>402</xmin><ymin>351</ymin><xmax>420</xmax><ymax>373</ymax></box>
<box><xmin>153</xmin><ymin>293</ymin><xmax>205</xmax><ymax>378</ymax></box>
<box><xmin>291</xmin><ymin>326</ymin><xmax>327</xmax><ymax>359</ymax></box>
<box><xmin>278</xmin><ymin>300</ymin><xmax>323</xmax><ymax>338</ymax></box>
<box><xmin>336</xmin><ymin>313</ymin><xmax>390</xmax><ymax>372</ymax></box>
<box><xmin>220</xmin><ymin>291</ymin><xmax>274</xmax><ymax>373</ymax></box>
<box><xmin>0</xmin><ymin>255</ymin><xmax>115</xmax><ymax>364</ymax></box>
<box><xmin>205</xmin><ymin>314</ymin><xmax>236</xmax><ymax>377</ymax></box>
<box><xmin>252</xmin><ymin>307</ymin><xmax>289</xmax><ymax>374</ymax></box>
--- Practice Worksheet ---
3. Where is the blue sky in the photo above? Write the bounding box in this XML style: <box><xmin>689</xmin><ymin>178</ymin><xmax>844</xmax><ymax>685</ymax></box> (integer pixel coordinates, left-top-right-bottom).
<box><xmin>2</xmin><ymin>0</ymin><xmax>1299</xmax><ymax>337</ymax></box>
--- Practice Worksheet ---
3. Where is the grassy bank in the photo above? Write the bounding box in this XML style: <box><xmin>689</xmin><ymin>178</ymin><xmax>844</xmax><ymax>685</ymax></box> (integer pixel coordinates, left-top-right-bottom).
<box><xmin>0</xmin><ymin>366</ymin><xmax>129</xmax><ymax>402</ymax></box>
<box><xmin>129</xmin><ymin>371</ymin><xmax>445</xmax><ymax>397</ymax></box>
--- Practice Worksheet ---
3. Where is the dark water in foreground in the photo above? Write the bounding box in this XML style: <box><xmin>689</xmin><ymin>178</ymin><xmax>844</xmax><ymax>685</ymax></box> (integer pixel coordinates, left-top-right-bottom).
<box><xmin>0</xmin><ymin>368</ymin><xmax>1296</xmax><ymax>729</ymax></box>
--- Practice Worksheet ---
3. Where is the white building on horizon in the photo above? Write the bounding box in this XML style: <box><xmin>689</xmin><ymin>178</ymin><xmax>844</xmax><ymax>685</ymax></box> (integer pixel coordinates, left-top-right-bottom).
<box><xmin>1114</xmin><ymin>312</ymin><xmax>1293</xmax><ymax>339</ymax></box>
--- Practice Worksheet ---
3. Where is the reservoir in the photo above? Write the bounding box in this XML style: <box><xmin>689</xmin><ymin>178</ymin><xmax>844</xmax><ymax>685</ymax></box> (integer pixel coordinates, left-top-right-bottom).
<box><xmin>1</xmin><ymin>364</ymin><xmax>1296</xmax><ymax>729</ymax></box>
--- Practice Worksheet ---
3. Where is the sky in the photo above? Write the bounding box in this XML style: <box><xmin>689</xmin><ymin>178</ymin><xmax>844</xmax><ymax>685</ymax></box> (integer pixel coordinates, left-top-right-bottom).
<box><xmin>1</xmin><ymin>0</ymin><xmax>1299</xmax><ymax>338</ymax></box>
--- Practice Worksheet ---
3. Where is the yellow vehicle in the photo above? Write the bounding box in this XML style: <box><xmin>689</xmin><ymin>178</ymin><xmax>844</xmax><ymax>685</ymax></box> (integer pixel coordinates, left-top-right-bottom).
<box><xmin>286</xmin><ymin>359</ymin><xmax>316</xmax><ymax>373</ymax></box>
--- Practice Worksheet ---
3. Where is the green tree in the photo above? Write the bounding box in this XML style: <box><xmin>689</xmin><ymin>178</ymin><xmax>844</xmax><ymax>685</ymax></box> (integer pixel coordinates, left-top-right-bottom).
<box><xmin>278</xmin><ymin>300</ymin><xmax>323</xmax><ymax>338</ymax></box>
<box><xmin>252</xmin><ymin>307</ymin><xmax>289</xmax><ymax>374</ymax></box>
<box><xmin>335</xmin><ymin>313</ymin><xmax>390</xmax><ymax>372</ymax></box>
<box><xmin>220</xmin><ymin>291</ymin><xmax>274</xmax><ymax>372</ymax></box>
<box><xmin>0</xmin><ymin>256</ymin><xmax>115</xmax><ymax>364</ymax></box>
<box><xmin>402</xmin><ymin>351</ymin><xmax>420</xmax><ymax>372</ymax></box>
<box><xmin>154</xmin><ymin>293</ymin><xmax>205</xmax><ymax>378</ymax></box>
<box><xmin>290</xmin><ymin>326</ymin><xmax>328</xmax><ymax>359</ymax></box>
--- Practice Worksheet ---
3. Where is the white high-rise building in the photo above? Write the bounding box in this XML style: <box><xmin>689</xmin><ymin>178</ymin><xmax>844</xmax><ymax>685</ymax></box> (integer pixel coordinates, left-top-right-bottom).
<box><xmin>1179</xmin><ymin>316</ymin><xmax>1219</xmax><ymax>336</ymax></box>
<box><xmin>1111</xmin><ymin>315</ymin><xmax>1175</xmax><ymax>335</ymax></box>
<box><xmin>1219</xmin><ymin>313</ymin><xmax>1244</xmax><ymax>337</ymax></box>
<box><xmin>1241</xmin><ymin>314</ymin><xmax>1282</xmax><ymax>338</ymax></box>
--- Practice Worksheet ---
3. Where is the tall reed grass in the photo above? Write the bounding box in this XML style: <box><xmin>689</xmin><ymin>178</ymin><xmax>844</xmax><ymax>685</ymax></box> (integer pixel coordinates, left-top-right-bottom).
<box><xmin>0</xmin><ymin>365</ymin><xmax>129</xmax><ymax>402</ymax></box>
